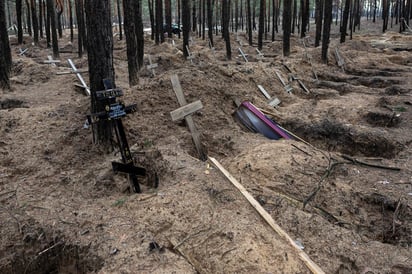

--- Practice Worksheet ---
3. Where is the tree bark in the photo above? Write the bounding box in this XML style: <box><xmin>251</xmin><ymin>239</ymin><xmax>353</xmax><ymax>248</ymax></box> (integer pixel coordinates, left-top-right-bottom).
<box><xmin>182</xmin><ymin>0</ymin><xmax>190</xmax><ymax>57</ymax></box>
<box><xmin>283</xmin><ymin>0</ymin><xmax>292</xmax><ymax>56</ymax></box>
<box><xmin>0</xmin><ymin>0</ymin><xmax>11</xmax><ymax>89</ymax></box>
<box><xmin>315</xmin><ymin>0</ymin><xmax>323</xmax><ymax>47</ymax></box>
<box><xmin>207</xmin><ymin>0</ymin><xmax>213</xmax><ymax>46</ymax></box>
<box><xmin>69</xmin><ymin>0</ymin><xmax>74</xmax><ymax>42</ymax></box>
<box><xmin>165</xmin><ymin>0</ymin><xmax>172</xmax><ymax>37</ymax></box>
<box><xmin>300</xmin><ymin>0</ymin><xmax>309</xmax><ymax>38</ymax></box>
<box><xmin>247</xmin><ymin>0</ymin><xmax>252</xmax><ymax>45</ymax></box>
<box><xmin>47</xmin><ymin>0</ymin><xmax>59</xmax><ymax>58</ymax></box>
<box><xmin>148</xmin><ymin>0</ymin><xmax>155</xmax><ymax>40</ymax></box>
<box><xmin>39</xmin><ymin>0</ymin><xmax>43</xmax><ymax>38</ymax></box>
<box><xmin>321</xmin><ymin>0</ymin><xmax>333</xmax><ymax>63</ymax></box>
<box><xmin>258</xmin><ymin>0</ymin><xmax>264</xmax><ymax>50</ymax></box>
<box><xmin>192</xmin><ymin>0</ymin><xmax>197</xmax><ymax>32</ymax></box>
<box><xmin>84</xmin><ymin>0</ymin><xmax>115</xmax><ymax>144</ymax></box>
<box><xmin>56</xmin><ymin>0</ymin><xmax>63</xmax><ymax>38</ymax></box>
<box><xmin>30</xmin><ymin>0</ymin><xmax>39</xmax><ymax>44</ymax></box>
<box><xmin>222</xmin><ymin>0</ymin><xmax>231</xmax><ymax>59</ymax></box>
<box><xmin>117</xmin><ymin>0</ymin><xmax>123</xmax><ymax>40</ymax></box>
<box><xmin>155</xmin><ymin>0</ymin><xmax>164</xmax><ymax>44</ymax></box>
<box><xmin>340</xmin><ymin>0</ymin><xmax>350</xmax><ymax>43</ymax></box>
<box><xmin>25</xmin><ymin>0</ymin><xmax>32</xmax><ymax>36</ymax></box>
<box><xmin>16</xmin><ymin>0</ymin><xmax>23</xmax><ymax>44</ymax></box>
<box><xmin>123</xmin><ymin>0</ymin><xmax>144</xmax><ymax>86</ymax></box>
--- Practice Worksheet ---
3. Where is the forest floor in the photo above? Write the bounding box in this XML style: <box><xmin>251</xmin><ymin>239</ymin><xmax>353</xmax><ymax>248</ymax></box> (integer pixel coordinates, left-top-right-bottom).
<box><xmin>1</xmin><ymin>20</ymin><xmax>412</xmax><ymax>274</ymax></box>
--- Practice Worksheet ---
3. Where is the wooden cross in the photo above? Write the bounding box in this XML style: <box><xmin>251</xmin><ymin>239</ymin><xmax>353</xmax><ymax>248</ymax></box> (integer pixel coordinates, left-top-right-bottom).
<box><xmin>257</xmin><ymin>85</ymin><xmax>281</xmax><ymax>108</ymax></box>
<box><xmin>146</xmin><ymin>55</ymin><xmax>158</xmax><ymax>77</ymax></box>
<box><xmin>44</xmin><ymin>55</ymin><xmax>60</xmax><ymax>67</ymax></box>
<box><xmin>186</xmin><ymin>45</ymin><xmax>194</xmax><ymax>63</ymax></box>
<box><xmin>170</xmin><ymin>74</ymin><xmax>207</xmax><ymax>161</ymax></box>
<box><xmin>238</xmin><ymin>47</ymin><xmax>248</xmax><ymax>62</ymax></box>
<box><xmin>284</xmin><ymin>64</ymin><xmax>310</xmax><ymax>94</ymax></box>
<box><xmin>274</xmin><ymin>69</ymin><xmax>293</xmax><ymax>93</ymax></box>
<box><xmin>334</xmin><ymin>47</ymin><xmax>345</xmax><ymax>72</ymax></box>
<box><xmin>256</xmin><ymin>48</ymin><xmax>264</xmax><ymax>61</ymax></box>
<box><xmin>68</xmin><ymin>58</ymin><xmax>91</xmax><ymax>96</ymax></box>
<box><xmin>19</xmin><ymin>48</ymin><xmax>28</xmax><ymax>56</ymax></box>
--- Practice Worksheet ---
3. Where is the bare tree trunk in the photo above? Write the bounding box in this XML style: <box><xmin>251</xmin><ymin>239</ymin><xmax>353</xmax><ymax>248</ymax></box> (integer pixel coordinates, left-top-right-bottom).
<box><xmin>182</xmin><ymin>0</ymin><xmax>190</xmax><ymax>57</ymax></box>
<box><xmin>202</xmin><ymin>0</ymin><xmax>205</xmax><ymax>39</ymax></box>
<box><xmin>300</xmin><ymin>0</ymin><xmax>309</xmax><ymax>38</ymax></box>
<box><xmin>46</xmin><ymin>0</ymin><xmax>51</xmax><ymax>47</ymax></box>
<box><xmin>222</xmin><ymin>0</ymin><xmax>231</xmax><ymax>59</ymax></box>
<box><xmin>30</xmin><ymin>0</ymin><xmax>39</xmax><ymax>44</ymax></box>
<box><xmin>207</xmin><ymin>0</ymin><xmax>213</xmax><ymax>46</ymax></box>
<box><xmin>178</xmin><ymin>0</ymin><xmax>181</xmax><ymax>38</ymax></box>
<box><xmin>155</xmin><ymin>0</ymin><xmax>164</xmax><ymax>43</ymax></box>
<box><xmin>25</xmin><ymin>0</ymin><xmax>32</xmax><ymax>36</ymax></box>
<box><xmin>292</xmin><ymin>0</ymin><xmax>297</xmax><ymax>33</ymax></box>
<box><xmin>84</xmin><ymin>0</ymin><xmax>115</xmax><ymax>144</ymax></box>
<box><xmin>283</xmin><ymin>0</ymin><xmax>292</xmax><ymax>56</ymax></box>
<box><xmin>39</xmin><ymin>0</ymin><xmax>43</xmax><ymax>38</ymax></box>
<box><xmin>68</xmin><ymin>0</ymin><xmax>73</xmax><ymax>42</ymax></box>
<box><xmin>56</xmin><ymin>0</ymin><xmax>63</xmax><ymax>38</ymax></box>
<box><xmin>148</xmin><ymin>0</ymin><xmax>155</xmax><ymax>40</ymax></box>
<box><xmin>315</xmin><ymin>0</ymin><xmax>323</xmax><ymax>47</ymax></box>
<box><xmin>192</xmin><ymin>0</ymin><xmax>197</xmax><ymax>32</ymax></box>
<box><xmin>47</xmin><ymin>0</ymin><xmax>59</xmax><ymax>58</ymax></box>
<box><xmin>16</xmin><ymin>0</ymin><xmax>23</xmax><ymax>44</ymax></box>
<box><xmin>340</xmin><ymin>0</ymin><xmax>350</xmax><ymax>43</ymax></box>
<box><xmin>247</xmin><ymin>0</ymin><xmax>252</xmax><ymax>44</ymax></box>
<box><xmin>271</xmin><ymin>0</ymin><xmax>275</xmax><ymax>41</ymax></box>
<box><xmin>117</xmin><ymin>0</ymin><xmax>123</xmax><ymax>40</ymax></box>
<box><xmin>321</xmin><ymin>0</ymin><xmax>332</xmax><ymax>63</ymax></box>
<box><xmin>0</xmin><ymin>0</ymin><xmax>11</xmax><ymax>89</ymax></box>
<box><xmin>165</xmin><ymin>0</ymin><xmax>172</xmax><ymax>37</ymax></box>
<box><xmin>258</xmin><ymin>0</ymin><xmax>264</xmax><ymax>49</ymax></box>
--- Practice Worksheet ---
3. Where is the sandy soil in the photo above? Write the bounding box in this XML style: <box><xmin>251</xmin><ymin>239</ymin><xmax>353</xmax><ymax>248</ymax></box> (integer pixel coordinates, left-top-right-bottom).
<box><xmin>1</xmin><ymin>20</ymin><xmax>411</xmax><ymax>273</ymax></box>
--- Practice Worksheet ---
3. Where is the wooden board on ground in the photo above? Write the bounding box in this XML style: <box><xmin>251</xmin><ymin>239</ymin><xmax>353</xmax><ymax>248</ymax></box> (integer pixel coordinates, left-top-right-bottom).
<box><xmin>170</xmin><ymin>100</ymin><xmax>203</xmax><ymax>121</ymax></box>
<box><xmin>257</xmin><ymin>85</ymin><xmax>281</xmax><ymax>107</ymax></box>
<box><xmin>68</xmin><ymin>59</ymin><xmax>91</xmax><ymax>96</ymax></box>
<box><xmin>208</xmin><ymin>157</ymin><xmax>326</xmax><ymax>274</ymax></box>
<box><xmin>170</xmin><ymin>75</ymin><xmax>207</xmax><ymax>161</ymax></box>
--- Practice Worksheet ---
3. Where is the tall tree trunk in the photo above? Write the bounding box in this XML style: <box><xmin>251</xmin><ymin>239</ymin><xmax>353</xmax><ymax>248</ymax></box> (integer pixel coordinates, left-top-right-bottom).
<box><xmin>0</xmin><ymin>0</ymin><xmax>11</xmax><ymax>89</ymax></box>
<box><xmin>283</xmin><ymin>0</ymin><xmax>292</xmax><ymax>56</ymax></box>
<box><xmin>300</xmin><ymin>0</ymin><xmax>309</xmax><ymax>37</ymax></box>
<box><xmin>292</xmin><ymin>0</ymin><xmax>297</xmax><ymax>33</ymax></box>
<box><xmin>315</xmin><ymin>0</ymin><xmax>323</xmax><ymax>47</ymax></box>
<box><xmin>258</xmin><ymin>0</ymin><xmax>264</xmax><ymax>49</ymax></box>
<box><xmin>148</xmin><ymin>0</ymin><xmax>155</xmax><ymax>40</ymax></box>
<box><xmin>373</xmin><ymin>0</ymin><xmax>377</xmax><ymax>22</ymax></box>
<box><xmin>84</xmin><ymin>0</ymin><xmax>115</xmax><ymax>145</ymax></box>
<box><xmin>165</xmin><ymin>0</ymin><xmax>172</xmax><ymax>37</ymax></box>
<box><xmin>56</xmin><ymin>0</ymin><xmax>63</xmax><ymax>38</ymax></box>
<box><xmin>271</xmin><ymin>0</ymin><xmax>275</xmax><ymax>41</ymax></box>
<box><xmin>16</xmin><ymin>0</ymin><xmax>23</xmax><ymax>44</ymax></box>
<box><xmin>75</xmin><ymin>0</ymin><xmax>84</xmax><ymax>56</ymax></box>
<box><xmin>207</xmin><ymin>0</ymin><xmax>213</xmax><ymax>46</ymax></box>
<box><xmin>182</xmin><ymin>0</ymin><xmax>190</xmax><ymax>57</ymax></box>
<box><xmin>321</xmin><ymin>0</ymin><xmax>332</xmax><ymax>63</ymax></box>
<box><xmin>117</xmin><ymin>0</ymin><xmax>123</xmax><ymax>40</ymax></box>
<box><xmin>47</xmin><ymin>0</ymin><xmax>59</xmax><ymax>58</ymax></box>
<box><xmin>252</xmin><ymin>0</ymin><xmax>256</xmax><ymax>29</ymax></box>
<box><xmin>25</xmin><ymin>0</ymin><xmax>32</xmax><ymax>36</ymax></box>
<box><xmin>69</xmin><ymin>0</ymin><xmax>73</xmax><ymax>42</ymax></box>
<box><xmin>222</xmin><ymin>0</ymin><xmax>231</xmax><ymax>59</ymax></box>
<box><xmin>39</xmin><ymin>0</ymin><xmax>44</xmax><ymax>38</ymax></box>
<box><xmin>202</xmin><ymin>0</ymin><xmax>205</xmax><ymax>39</ymax></box>
<box><xmin>123</xmin><ymin>0</ymin><xmax>144</xmax><ymax>86</ymax></box>
<box><xmin>155</xmin><ymin>0</ymin><xmax>164</xmax><ymax>43</ymax></box>
<box><xmin>192</xmin><ymin>0</ymin><xmax>197</xmax><ymax>32</ymax></box>
<box><xmin>235</xmin><ymin>0</ymin><xmax>239</xmax><ymax>32</ymax></box>
<box><xmin>247</xmin><ymin>0</ymin><xmax>252</xmax><ymax>44</ymax></box>
<box><xmin>340</xmin><ymin>0</ymin><xmax>350</xmax><ymax>43</ymax></box>
<box><xmin>178</xmin><ymin>0</ymin><xmax>181</xmax><ymax>38</ymax></box>
<box><xmin>30</xmin><ymin>0</ymin><xmax>39</xmax><ymax>44</ymax></box>
<box><xmin>46</xmin><ymin>0</ymin><xmax>51</xmax><ymax>47</ymax></box>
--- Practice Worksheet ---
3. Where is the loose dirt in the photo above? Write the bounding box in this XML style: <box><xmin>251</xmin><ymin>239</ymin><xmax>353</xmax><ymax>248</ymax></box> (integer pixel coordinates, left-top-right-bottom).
<box><xmin>1</xmin><ymin>21</ymin><xmax>411</xmax><ymax>273</ymax></box>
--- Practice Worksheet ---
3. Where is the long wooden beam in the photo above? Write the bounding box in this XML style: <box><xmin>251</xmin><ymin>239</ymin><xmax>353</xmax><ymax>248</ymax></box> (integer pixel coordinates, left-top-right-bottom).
<box><xmin>208</xmin><ymin>157</ymin><xmax>326</xmax><ymax>274</ymax></box>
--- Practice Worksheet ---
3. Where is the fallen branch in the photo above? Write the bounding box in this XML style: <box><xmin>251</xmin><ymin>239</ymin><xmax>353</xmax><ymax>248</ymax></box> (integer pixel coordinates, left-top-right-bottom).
<box><xmin>209</xmin><ymin>157</ymin><xmax>325</xmax><ymax>274</ymax></box>
<box><xmin>340</xmin><ymin>154</ymin><xmax>401</xmax><ymax>171</ymax></box>
<box><xmin>169</xmin><ymin>237</ymin><xmax>209</xmax><ymax>274</ymax></box>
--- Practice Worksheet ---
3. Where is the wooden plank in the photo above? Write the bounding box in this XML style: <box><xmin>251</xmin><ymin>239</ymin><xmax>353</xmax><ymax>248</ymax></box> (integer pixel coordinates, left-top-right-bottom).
<box><xmin>238</xmin><ymin>48</ymin><xmax>248</xmax><ymax>62</ymax></box>
<box><xmin>208</xmin><ymin>157</ymin><xmax>326</xmax><ymax>274</ymax></box>
<box><xmin>257</xmin><ymin>85</ymin><xmax>271</xmax><ymax>100</ymax></box>
<box><xmin>170</xmin><ymin>75</ymin><xmax>207</xmax><ymax>161</ymax></box>
<box><xmin>170</xmin><ymin>100</ymin><xmax>203</xmax><ymax>121</ymax></box>
<box><xmin>68</xmin><ymin>59</ymin><xmax>91</xmax><ymax>96</ymax></box>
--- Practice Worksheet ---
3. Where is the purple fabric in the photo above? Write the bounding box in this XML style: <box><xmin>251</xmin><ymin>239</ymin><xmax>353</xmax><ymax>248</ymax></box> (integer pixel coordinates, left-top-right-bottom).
<box><xmin>241</xmin><ymin>102</ymin><xmax>291</xmax><ymax>140</ymax></box>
